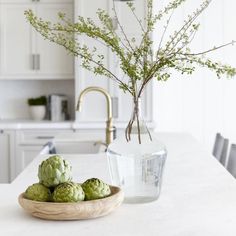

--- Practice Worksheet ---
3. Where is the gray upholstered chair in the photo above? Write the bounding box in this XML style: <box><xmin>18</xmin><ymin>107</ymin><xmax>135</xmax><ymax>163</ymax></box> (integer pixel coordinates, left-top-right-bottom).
<box><xmin>220</xmin><ymin>138</ymin><xmax>229</xmax><ymax>167</ymax></box>
<box><xmin>212</xmin><ymin>133</ymin><xmax>225</xmax><ymax>161</ymax></box>
<box><xmin>227</xmin><ymin>144</ymin><xmax>236</xmax><ymax>178</ymax></box>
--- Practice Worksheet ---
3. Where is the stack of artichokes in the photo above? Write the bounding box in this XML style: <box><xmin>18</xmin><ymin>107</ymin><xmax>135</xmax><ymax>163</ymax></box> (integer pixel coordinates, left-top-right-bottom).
<box><xmin>24</xmin><ymin>155</ymin><xmax>111</xmax><ymax>202</ymax></box>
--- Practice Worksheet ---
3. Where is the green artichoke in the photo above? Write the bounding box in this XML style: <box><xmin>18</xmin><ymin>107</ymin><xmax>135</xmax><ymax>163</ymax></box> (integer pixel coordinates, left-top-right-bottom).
<box><xmin>38</xmin><ymin>155</ymin><xmax>72</xmax><ymax>187</ymax></box>
<box><xmin>82</xmin><ymin>178</ymin><xmax>111</xmax><ymax>200</ymax></box>
<box><xmin>52</xmin><ymin>182</ymin><xmax>85</xmax><ymax>202</ymax></box>
<box><xmin>25</xmin><ymin>183</ymin><xmax>51</xmax><ymax>202</ymax></box>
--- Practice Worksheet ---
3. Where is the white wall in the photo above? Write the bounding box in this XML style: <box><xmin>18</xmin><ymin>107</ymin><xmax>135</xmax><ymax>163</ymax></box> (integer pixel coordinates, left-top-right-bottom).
<box><xmin>152</xmin><ymin>0</ymin><xmax>236</xmax><ymax>152</ymax></box>
<box><xmin>0</xmin><ymin>80</ymin><xmax>75</xmax><ymax>120</ymax></box>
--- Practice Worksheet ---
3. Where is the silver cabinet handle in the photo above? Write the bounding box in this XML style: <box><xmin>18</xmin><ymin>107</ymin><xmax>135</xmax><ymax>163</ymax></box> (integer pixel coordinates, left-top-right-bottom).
<box><xmin>31</xmin><ymin>54</ymin><xmax>35</xmax><ymax>70</ymax></box>
<box><xmin>36</xmin><ymin>136</ymin><xmax>54</xmax><ymax>139</ymax></box>
<box><xmin>37</xmin><ymin>54</ymin><xmax>40</xmax><ymax>70</ymax></box>
<box><xmin>112</xmin><ymin>97</ymin><xmax>118</xmax><ymax>118</ymax></box>
<box><xmin>35</xmin><ymin>54</ymin><xmax>40</xmax><ymax>70</ymax></box>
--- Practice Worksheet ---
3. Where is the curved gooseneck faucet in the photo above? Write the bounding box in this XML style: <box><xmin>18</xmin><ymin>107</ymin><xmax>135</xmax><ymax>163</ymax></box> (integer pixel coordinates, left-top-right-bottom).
<box><xmin>76</xmin><ymin>86</ymin><xmax>115</xmax><ymax>145</ymax></box>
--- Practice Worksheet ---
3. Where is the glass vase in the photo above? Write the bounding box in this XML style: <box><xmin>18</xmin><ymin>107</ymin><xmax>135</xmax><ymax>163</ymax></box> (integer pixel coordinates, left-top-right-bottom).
<box><xmin>107</xmin><ymin>98</ymin><xmax>167</xmax><ymax>203</ymax></box>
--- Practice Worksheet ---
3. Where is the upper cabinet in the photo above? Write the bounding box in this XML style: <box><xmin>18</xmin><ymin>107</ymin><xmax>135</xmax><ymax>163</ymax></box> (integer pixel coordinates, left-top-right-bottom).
<box><xmin>75</xmin><ymin>0</ymin><xmax>153</xmax><ymax>124</ymax></box>
<box><xmin>75</xmin><ymin>0</ymin><xmax>111</xmax><ymax>122</ymax></box>
<box><xmin>0</xmin><ymin>0</ymin><xmax>74</xmax><ymax>80</ymax></box>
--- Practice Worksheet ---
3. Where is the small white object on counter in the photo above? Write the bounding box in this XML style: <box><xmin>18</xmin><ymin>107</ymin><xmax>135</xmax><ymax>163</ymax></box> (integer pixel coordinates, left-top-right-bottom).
<box><xmin>1</xmin><ymin>133</ymin><xmax>236</xmax><ymax>236</ymax></box>
<box><xmin>28</xmin><ymin>106</ymin><xmax>46</xmax><ymax>121</ymax></box>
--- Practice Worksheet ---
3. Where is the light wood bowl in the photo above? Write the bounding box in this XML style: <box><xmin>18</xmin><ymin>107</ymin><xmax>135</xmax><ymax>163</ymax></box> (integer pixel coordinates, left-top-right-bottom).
<box><xmin>18</xmin><ymin>185</ymin><xmax>124</xmax><ymax>221</ymax></box>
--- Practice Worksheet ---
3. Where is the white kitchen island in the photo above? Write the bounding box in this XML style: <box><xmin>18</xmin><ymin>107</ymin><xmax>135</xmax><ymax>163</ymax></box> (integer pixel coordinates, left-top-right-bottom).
<box><xmin>1</xmin><ymin>133</ymin><xmax>236</xmax><ymax>236</ymax></box>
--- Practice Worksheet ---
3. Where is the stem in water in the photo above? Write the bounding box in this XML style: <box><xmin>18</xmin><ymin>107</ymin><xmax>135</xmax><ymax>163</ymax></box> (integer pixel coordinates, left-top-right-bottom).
<box><xmin>125</xmin><ymin>98</ymin><xmax>152</xmax><ymax>144</ymax></box>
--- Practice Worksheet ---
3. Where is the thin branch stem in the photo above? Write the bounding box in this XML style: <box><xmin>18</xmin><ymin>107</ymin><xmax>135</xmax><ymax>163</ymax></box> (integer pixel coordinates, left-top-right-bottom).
<box><xmin>164</xmin><ymin>0</ymin><xmax>211</xmax><ymax>54</ymax></box>
<box><xmin>48</xmin><ymin>26</ymin><xmax>109</xmax><ymax>48</ymax></box>
<box><xmin>157</xmin><ymin>10</ymin><xmax>174</xmax><ymax>55</ymax></box>
<box><xmin>128</xmin><ymin>3</ymin><xmax>146</xmax><ymax>33</ymax></box>
<box><xmin>53</xmin><ymin>37</ymin><xmax>133</xmax><ymax>94</ymax></box>
<box><xmin>179</xmin><ymin>41</ymin><xmax>236</xmax><ymax>57</ymax></box>
<box><xmin>112</xmin><ymin>0</ymin><xmax>135</xmax><ymax>53</ymax></box>
<box><xmin>168</xmin><ymin>25</ymin><xmax>198</xmax><ymax>57</ymax></box>
<box><xmin>136</xmin><ymin>109</ymin><xmax>141</xmax><ymax>144</ymax></box>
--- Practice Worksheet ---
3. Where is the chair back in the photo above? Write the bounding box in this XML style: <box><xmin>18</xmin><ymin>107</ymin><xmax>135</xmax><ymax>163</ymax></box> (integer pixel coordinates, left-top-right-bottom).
<box><xmin>227</xmin><ymin>144</ymin><xmax>236</xmax><ymax>177</ymax></box>
<box><xmin>212</xmin><ymin>133</ymin><xmax>225</xmax><ymax>161</ymax></box>
<box><xmin>220</xmin><ymin>138</ymin><xmax>229</xmax><ymax>167</ymax></box>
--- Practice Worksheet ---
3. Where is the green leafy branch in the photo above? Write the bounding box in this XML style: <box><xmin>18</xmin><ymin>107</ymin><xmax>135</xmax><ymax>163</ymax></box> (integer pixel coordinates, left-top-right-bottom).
<box><xmin>24</xmin><ymin>0</ymin><xmax>236</xmax><ymax>100</ymax></box>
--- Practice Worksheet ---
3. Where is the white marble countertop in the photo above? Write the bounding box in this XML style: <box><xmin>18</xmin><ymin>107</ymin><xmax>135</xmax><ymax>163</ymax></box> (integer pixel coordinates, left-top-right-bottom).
<box><xmin>0</xmin><ymin>119</ymin><xmax>155</xmax><ymax>130</ymax></box>
<box><xmin>1</xmin><ymin>133</ymin><xmax>236</xmax><ymax>236</ymax></box>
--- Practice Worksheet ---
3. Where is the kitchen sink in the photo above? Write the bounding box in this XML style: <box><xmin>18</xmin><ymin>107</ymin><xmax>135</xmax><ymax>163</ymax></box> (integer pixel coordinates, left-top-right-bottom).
<box><xmin>53</xmin><ymin>141</ymin><xmax>103</xmax><ymax>154</ymax></box>
<box><xmin>41</xmin><ymin>133</ymin><xmax>106</xmax><ymax>155</ymax></box>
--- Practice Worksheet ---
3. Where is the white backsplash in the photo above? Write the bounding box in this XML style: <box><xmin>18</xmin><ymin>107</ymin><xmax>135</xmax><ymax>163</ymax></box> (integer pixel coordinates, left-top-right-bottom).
<box><xmin>0</xmin><ymin>80</ymin><xmax>75</xmax><ymax>120</ymax></box>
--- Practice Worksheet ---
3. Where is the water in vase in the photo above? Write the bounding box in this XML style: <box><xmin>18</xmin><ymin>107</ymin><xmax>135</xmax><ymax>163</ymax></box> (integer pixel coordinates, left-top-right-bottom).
<box><xmin>107</xmin><ymin>133</ymin><xmax>167</xmax><ymax>204</ymax></box>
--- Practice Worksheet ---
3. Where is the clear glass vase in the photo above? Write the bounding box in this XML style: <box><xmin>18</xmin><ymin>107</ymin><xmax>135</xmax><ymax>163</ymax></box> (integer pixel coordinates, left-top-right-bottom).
<box><xmin>107</xmin><ymin>98</ymin><xmax>167</xmax><ymax>203</ymax></box>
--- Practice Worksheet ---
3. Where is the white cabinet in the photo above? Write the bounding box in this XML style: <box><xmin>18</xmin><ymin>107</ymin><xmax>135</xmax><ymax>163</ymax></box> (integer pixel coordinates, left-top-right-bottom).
<box><xmin>13</xmin><ymin>129</ymin><xmax>73</xmax><ymax>179</ymax></box>
<box><xmin>75</xmin><ymin>0</ymin><xmax>153</xmax><ymax>125</ymax></box>
<box><xmin>16</xmin><ymin>146</ymin><xmax>43</xmax><ymax>178</ymax></box>
<box><xmin>0</xmin><ymin>130</ymin><xmax>14</xmax><ymax>183</ymax></box>
<box><xmin>35</xmin><ymin>1</ymin><xmax>74</xmax><ymax>79</ymax></box>
<box><xmin>75</xmin><ymin>0</ymin><xmax>111</xmax><ymax>122</ymax></box>
<box><xmin>0</xmin><ymin>0</ymin><xmax>74</xmax><ymax>80</ymax></box>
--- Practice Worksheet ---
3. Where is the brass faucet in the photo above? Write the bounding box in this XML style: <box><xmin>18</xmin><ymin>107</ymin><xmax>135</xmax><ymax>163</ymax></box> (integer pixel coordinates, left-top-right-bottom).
<box><xmin>76</xmin><ymin>86</ymin><xmax>116</xmax><ymax>146</ymax></box>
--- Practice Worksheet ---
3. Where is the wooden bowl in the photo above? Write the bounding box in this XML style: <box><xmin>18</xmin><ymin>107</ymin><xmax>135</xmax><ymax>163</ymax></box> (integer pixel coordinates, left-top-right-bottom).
<box><xmin>18</xmin><ymin>185</ymin><xmax>124</xmax><ymax>221</ymax></box>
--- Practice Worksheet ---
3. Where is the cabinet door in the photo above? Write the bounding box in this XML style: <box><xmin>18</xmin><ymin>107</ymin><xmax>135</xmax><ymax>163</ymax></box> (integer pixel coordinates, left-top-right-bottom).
<box><xmin>74</xmin><ymin>0</ymin><xmax>153</xmax><ymax>124</ymax></box>
<box><xmin>75</xmin><ymin>0</ymin><xmax>111</xmax><ymax>122</ymax></box>
<box><xmin>35</xmin><ymin>2</ymin><xmax>74</xmax><ymax>79</ymax></box>
<box><xmin>0</xmin><ymin>132</ymin><xmax>10</xmax><ymax>183</ymax></box>
<box><xmin>0</xmin><ymin>0</ymin><xmax>74</xmax><ymax>80</ymax></box>
<box><xmin>13</xmin><ymin>128</ymin><xmax>73</xmax><ymax>179</ymax></box>
<box><xmin>110</xmin><ymin>0</ymin><xmax>153</xmax><ymax>123</ymax></box>
<box><xmin>0</xmin><ymin>2</ymin><xmax>35</xmax><ymax>79</ymax></box>
<box><xmin>16</xmin><ymin>129</ymin><xmax>73</xmax><ymax>145</ymax></box>
<box><xmin>15</xmin><ymin>146</ymin><xmax>43</xmax><ymax>178</ymax></box>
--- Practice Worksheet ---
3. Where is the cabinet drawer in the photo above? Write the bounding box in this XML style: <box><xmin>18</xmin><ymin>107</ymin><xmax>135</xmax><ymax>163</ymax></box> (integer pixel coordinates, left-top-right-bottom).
<box><xmin>16</xmin><ymin>129</ymin><xmax>73</xmax><ymax>145</ymax></box>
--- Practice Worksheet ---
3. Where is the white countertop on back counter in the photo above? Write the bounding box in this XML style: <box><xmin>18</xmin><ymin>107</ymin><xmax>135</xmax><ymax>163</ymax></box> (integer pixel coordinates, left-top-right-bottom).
<box><xmin>0</xmin><ymin>119</ymin><xmax>74</xmax><ymax>129</ymax></box>
<box><xmin>0</xmin><ymin>120</ymin><xmax>109</xmax><ymax>129</ymax></box>
<box><xmin>1</xmin><ymin>133</ymin><xmax>236</xmax><ymax>236</ymax></box>
<box><xmin>0</xmin><ymin>119</ymin><xmax>155</xmax><ymax>130</ymax></box>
